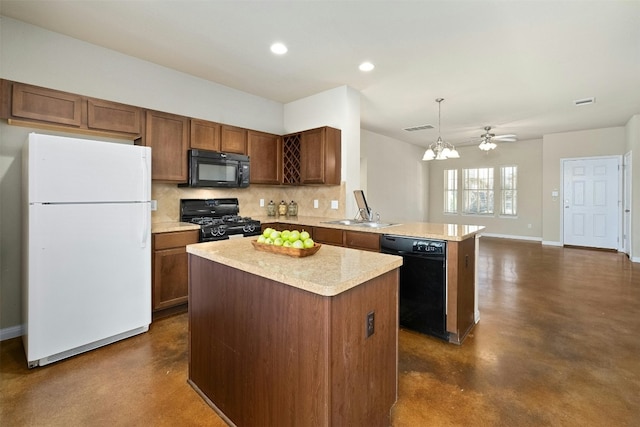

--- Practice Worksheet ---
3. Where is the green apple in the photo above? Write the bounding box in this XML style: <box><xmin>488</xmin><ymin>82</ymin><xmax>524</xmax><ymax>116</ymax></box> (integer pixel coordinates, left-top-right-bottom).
<box><xmin>303</xmin><ymin>238</ymin><xmax>315</xmax><ymax>248</ymax></box>
<box><xmin>289</xmin><ymin>230</ymin><xmax>300</xmax><ymax>242</ymax></box>
<box><xmin>281</xmin><ymin>230</ymin><xmax>291</xmax><ymax>240</ymax></box>
<box><xmin>273</xmin><ymin>237</ymin><xmax>284</xmax><ymax>246</ymax></box>
<box><xmin>257</xmin><ymin>235</ymin><xmax>266</xmax><ymax>244</ymax></box>
<box><xmin>265</xmin><ymin>237</ymin><xmax>274</xmax><ymax>245</ymax></box>
<box><xmin>269</xmin><ymin>230</ymin><xmax>281</xmax><ymax>240</ymax></box>
<box><xmin>292</xmin><ymin>239</ymin><xmax>304</xmax><ymax>249</ymax></box>
<box><xmin>300</xmin><ymin>230</ymin><xmax>310</xmax><ymax>241</ymax></box>
<box><xmin>283</xmin><ymin>240</ymin><xmax>292</xmax><ymax>247</ymax></box>
<box><xmin>262</xmin><ymin>227</ymin><xmax>273</xmax><ymax>238</ymax></box>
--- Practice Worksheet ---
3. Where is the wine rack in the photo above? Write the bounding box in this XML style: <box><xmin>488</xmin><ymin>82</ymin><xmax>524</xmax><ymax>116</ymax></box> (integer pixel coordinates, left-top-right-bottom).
<box><xmin>283</xmin><ymin>133</ymin><xmax>301</xmax><ymax>184</ymax></box>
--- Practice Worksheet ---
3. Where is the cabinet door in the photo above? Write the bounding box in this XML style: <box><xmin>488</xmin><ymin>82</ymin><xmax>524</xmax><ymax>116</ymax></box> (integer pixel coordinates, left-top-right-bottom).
<box><xmin>190</xmin><ymin>119</ymin><xmax>221</xmax><ymax>151</ymax></box>
<box><xmin>145</xmin><ymin>110</ymin><xmax>189</xmax><ymax>181</ymax></box>
<box><xmin>11</xmin><ymin>83</ymin><xmax>82</xmax><ymax>126</ymax></box>
<box><xmin>152</xmin><ymin>230</ymin><xmax>199</xmax><ymax>312</ymax></box>
<box><xmin>300</xmin><ymin>127</ymin><xmax>341</xmax><ymax>185</ymax></box>
<box><xmin>248</xmin><ymin>130</ymin><xmax>282</xmax><ymax>184</ymax></box>
<box><xmin>221</xmin><ymin>124</ymin><xmax>247</xmax><ymax>154</ymax></box>
<box><xmin>87</xmin><ymin>98</ymin><xmax>142</xmax><ymax>134</ymax></box>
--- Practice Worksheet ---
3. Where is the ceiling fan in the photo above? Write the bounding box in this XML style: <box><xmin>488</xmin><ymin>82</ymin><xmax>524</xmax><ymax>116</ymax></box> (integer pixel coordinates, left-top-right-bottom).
<box><xmin>476</xmin><ymin>126</ymin><xmax>517</xmax><ymax>151</ymax></box>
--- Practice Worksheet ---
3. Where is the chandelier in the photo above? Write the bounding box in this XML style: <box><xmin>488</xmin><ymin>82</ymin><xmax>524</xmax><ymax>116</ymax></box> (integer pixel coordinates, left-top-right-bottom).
<box><xmin>422</xmin><ymin>98</ymin><xmax>459</xmax><ymax>161</ymax></box>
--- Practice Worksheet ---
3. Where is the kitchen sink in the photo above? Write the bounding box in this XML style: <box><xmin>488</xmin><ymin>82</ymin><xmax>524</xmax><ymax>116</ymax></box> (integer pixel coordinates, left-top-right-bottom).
<box><xmin>322</xmin><ymin>219</ymin><xmax>399</xmax><ymax>229</ymax></box>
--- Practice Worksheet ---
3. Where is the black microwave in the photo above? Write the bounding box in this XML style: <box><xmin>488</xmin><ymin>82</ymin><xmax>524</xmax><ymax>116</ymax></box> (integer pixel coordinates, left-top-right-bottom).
<box><xmin>180</xmin><ymin>149</ymin><xmax>250</xmax><ymax>188</ymax></box>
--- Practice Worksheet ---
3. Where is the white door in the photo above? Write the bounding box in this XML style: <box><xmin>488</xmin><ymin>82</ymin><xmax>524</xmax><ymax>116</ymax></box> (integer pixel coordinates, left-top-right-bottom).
<box><xmin>623</xmin><ymin>152</ymin><xmax>632</xmax><ymax>256</ymax></box>
<box><xmin>562</xmin><ymin>157</ymin><xmax>620</xmax><ymax>249</ymax></box>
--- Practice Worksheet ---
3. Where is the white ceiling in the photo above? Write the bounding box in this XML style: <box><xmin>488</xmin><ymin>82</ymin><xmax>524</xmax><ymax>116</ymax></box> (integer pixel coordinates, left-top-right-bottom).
<box><xmin>2</xmin><ymin>0</ymin><xmax>639</xmax><ymax>148</ymax></box>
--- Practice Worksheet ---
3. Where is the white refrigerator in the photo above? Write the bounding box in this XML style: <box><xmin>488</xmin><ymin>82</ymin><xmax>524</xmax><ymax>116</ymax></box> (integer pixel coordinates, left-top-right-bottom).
<box><xmin>22</xmin><ymin>133</ymin><xmax>152</xmax><ymax>367</ymax></box>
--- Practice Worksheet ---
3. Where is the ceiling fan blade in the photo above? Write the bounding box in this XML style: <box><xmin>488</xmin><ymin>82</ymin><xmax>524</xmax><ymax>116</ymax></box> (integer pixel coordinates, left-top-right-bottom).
<box><xmin>493</xmin><ymin>134</ymin><xmax>517</xmax><ymax>141</ymax></box>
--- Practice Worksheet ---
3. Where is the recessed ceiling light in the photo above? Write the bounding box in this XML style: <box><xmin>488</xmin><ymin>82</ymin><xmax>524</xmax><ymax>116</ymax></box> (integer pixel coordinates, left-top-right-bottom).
<box><xmin>359</xmin><ymin>62</ymin><xmax>375</xmax><ymax>72</ymax></box>
<box><xmin>270</xmin><ymin>43</ymin><xmax>288</xmax><ymax>55</ymax></box>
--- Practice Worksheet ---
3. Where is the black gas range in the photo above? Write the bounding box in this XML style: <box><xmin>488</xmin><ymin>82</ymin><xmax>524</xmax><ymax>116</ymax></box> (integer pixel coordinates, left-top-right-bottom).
<box><xmin>180</xmin><ymin>198</ymin><xmax>261</xmax><ymax>242</ymax></box>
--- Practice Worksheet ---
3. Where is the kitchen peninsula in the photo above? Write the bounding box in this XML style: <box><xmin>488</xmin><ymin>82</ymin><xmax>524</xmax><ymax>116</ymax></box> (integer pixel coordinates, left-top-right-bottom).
<box><xmin>259</xmin><ymin>216</ymin><xmax>484</xmax><ymax>344</ymax></box>
<box><xmin>187</xmin><ymin>239</ymin><xmax>403</xmax><ymax>427</ymax></box>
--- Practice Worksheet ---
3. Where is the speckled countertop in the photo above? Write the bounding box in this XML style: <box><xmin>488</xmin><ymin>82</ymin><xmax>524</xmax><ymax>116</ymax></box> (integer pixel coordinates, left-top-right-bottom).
<box><xmin>152</xmin><ymin>221</ymin><xmax>200</xmax><ymax>234</ymax></box>
<box><xmin>187</xmin><ymin>237</ymin><xmax>403</xmax><ymax>297</ymax></box>
<box><xmin>254</xmin><ymin>215</ymin><xmax>484</xmax><ymax>242</ymax></box>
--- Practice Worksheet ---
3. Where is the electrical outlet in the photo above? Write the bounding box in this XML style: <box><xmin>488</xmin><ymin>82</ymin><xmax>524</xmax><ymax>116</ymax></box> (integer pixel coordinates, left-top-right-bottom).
<box><xmin>366</xmin><ymin>311</ymin><xmax>375</xmax><ymax>338</ymax></box>
<box><xmin>527</xmin><ymin>223</ymin><xmax>532</xmax><ymax>229</ymax></box>
<box><xmin>314</xmin><ymin>200</ymin><xmax>319</xmax><ymax>209</ymax></box>
<box><xmin>150</xmin><ymin>200</ymin><xmax>157</xmax><ymax>211</ymax></box>
<box><xmin>331</xmin><ymin>200</ymin><xmax>339</xmax><ymax>210</ymax></box>
<box><xmin>260</xmin><ymin>199</ymin><xmax>265</xmax><ymax>207</ymax></box>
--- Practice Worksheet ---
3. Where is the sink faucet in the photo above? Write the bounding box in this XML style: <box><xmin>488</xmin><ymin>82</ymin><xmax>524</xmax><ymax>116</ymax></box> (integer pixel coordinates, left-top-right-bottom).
<box><xmin>357</xmin><ymin>208</ymin><xmax>380</xmax><ymax>222</ymax></box>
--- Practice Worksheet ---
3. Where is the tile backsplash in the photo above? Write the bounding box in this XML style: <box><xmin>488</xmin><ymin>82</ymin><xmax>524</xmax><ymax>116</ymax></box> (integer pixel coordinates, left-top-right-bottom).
<box><xmin>152</xmin><ymin>182</ymin><xmax>346</xmax><ymax>222</ymax></box>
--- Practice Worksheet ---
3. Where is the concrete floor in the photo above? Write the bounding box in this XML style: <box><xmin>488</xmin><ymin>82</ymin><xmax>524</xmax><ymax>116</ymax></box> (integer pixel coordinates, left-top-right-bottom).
<box><xmin>1</xmin><ymin>238</ymin><xmax>639</xmax><ymax>426</ymax></box>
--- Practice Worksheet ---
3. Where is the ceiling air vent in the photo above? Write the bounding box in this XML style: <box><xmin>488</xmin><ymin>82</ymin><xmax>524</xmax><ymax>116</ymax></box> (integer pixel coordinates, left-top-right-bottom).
<box><xmin>403</xmin><ymin>124</ymin><xmax>434</xmax><ymax>132</ymax></box>
<box><xmin>573</xmin><ymin>97</ymin><xmax>595</xmax><ymax>106</ymax></box>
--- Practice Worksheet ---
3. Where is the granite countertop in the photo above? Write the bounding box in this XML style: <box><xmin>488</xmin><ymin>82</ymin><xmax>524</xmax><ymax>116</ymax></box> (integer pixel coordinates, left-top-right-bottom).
<box><xmin>254</xmin><ymin>215</ymin><xmax>484</xmax><ymax>242</ymax></box>
<box><xmin>152</xmin><ymin>221</ymin><xmax>200</xmax><ymax>234</ymax></box>
<box><xmin>186</xmin><ymin>237</ymin><xmax>403</xmax><ymax>297</ymax></box>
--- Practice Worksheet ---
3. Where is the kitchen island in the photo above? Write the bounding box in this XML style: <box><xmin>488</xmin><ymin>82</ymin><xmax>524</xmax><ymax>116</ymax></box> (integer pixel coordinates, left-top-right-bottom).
<box><xmin>187</xmin><ymin>238</ymin><xmax>403</xmax><ymax>427</ymax></box>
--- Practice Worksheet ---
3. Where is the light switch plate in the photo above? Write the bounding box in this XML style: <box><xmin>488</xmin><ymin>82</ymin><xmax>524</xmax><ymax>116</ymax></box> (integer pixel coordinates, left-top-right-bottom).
<box><xmin>150</xmin><ymin>200</ymin><xmax>157</xmax><ymax>211</ymax></box>
<box><xmin>259</xmin><ymin>199</ymin><xmax>265</xmax><ymax>207</ymax></box>
<box><xmin>314</xmin><ymin>200</ymin><xmax>319</xmax><ymax>209</ymax></box>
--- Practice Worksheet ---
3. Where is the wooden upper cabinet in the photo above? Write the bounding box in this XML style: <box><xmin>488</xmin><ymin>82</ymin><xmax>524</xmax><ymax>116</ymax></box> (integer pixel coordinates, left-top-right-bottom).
<box><xmin>11</xmin><ymin>82</ymin><xmax>82</xmax><ymax>126</ymax></box>
<box><xmin>221</xmin><ymin>124</ymin><xmax>247</xmax><ymax>154</ymax></box>
<box><xmin>87</xmin><ymin>98</ymin><xmax>142</xmax><ymax>134</ymax></box>
<box><xmin>247</xmin><ymin>130</ymin><xmax>282</xmax><ymax>185</ymax></box>
<box><xmin>300</xmin><ymin>126</ymin><xmax>341</xmax><ymax>185</ymax></box>
<box><xmin>144</xmin><ymin>110</ymin><xmax>189</xmax><ymax>182</ymax></box>
<box><xmin>190</xmin><ymin>118</ymin><xmax>221</xmax><ymax>151</ymax></box>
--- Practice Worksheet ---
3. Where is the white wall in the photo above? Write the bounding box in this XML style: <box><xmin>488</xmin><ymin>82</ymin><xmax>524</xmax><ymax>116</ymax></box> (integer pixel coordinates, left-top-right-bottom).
<box><xmin>360</xmin><ymin>130</ymin><xmax>428</xmax><ymax>222</ymax></box>
<box><xmin>625</xmin><ymin>114</ymin><xmax>640</xmax><ymax>260</ymax></box>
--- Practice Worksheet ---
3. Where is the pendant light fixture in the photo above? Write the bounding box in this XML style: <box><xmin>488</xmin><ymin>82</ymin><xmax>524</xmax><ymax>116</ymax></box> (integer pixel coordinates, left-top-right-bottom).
<box><xmin>422</xmin><ymin>98</ymin><xmax>459</xmax><ymax>161</ymax></box>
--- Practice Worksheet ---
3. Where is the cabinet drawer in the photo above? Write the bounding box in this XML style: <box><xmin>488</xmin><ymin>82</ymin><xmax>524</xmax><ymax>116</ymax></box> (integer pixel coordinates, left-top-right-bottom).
<box><xmin>312</xmin><ymin>226</ymin><xmax>343</xmax><ymax>246</ymax></box>
<box><xmin>153</xmin><ymin>230</ymin><xmax>199</xmax><ymax>250</ymax></box>
<box><xmin>344</xmin><ymin>230</ymin><xmax>380</xmax><ymax>252</ymax></box>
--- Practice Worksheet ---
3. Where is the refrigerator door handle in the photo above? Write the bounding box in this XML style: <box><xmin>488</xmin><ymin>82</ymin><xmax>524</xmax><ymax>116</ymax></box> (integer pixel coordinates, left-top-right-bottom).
<box><xmin>142</xmin><ymin>152</ymin><xmax>150</xmax><ymax>200</ymax></box>
<box><xmin>141</xmin><ymin>203</ymin><xmax>149</xmax><ymax>248</ymax></box>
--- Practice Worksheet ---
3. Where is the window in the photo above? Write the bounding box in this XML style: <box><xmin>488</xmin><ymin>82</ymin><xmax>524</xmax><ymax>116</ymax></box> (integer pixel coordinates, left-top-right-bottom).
<box><xmin>463</xmin><ymin>167</ymin><xmax>494</xmax><ymax>214</ymax></box>
<box><xmin>500</xmin><ymin>166</ymin><xmax>518</xmax><ymax>216</ymax></box>
<box><xmin>444</xmin><ymin>169</ymin><xmax>458</xmax><ymax>213</ymax></box>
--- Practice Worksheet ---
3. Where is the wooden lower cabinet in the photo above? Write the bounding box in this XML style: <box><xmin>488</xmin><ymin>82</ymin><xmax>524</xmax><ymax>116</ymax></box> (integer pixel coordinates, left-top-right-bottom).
<box><xmin>189</xmin><ymin>255</ymin><xmax>398</xmax><ymax>427</ymax></box>
<box><xmin>152</xmin><ymin>230</ymin><xmax>199</xmax><ymax>313</ymax></box>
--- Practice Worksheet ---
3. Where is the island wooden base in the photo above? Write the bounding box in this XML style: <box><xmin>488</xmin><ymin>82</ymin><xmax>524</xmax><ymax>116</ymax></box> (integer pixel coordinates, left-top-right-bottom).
<box><xmin>188</xmin><ymin>255</ymin><xmax>399</xmax><ymax>427</ymax></box>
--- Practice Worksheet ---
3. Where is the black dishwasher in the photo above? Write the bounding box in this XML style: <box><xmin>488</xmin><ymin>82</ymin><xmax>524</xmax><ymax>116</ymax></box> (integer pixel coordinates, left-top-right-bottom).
<box><xmin>380</xmin><ymin>234</ymin><xmax>448</xmax><ymax>340</ymax></box>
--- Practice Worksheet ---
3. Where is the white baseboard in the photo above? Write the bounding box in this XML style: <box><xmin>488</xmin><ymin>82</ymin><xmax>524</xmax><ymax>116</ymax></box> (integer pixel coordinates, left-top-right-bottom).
<box><xmin>631</xmin><ymin>255</ymin><xmax>640</xmax><ymax>263</ymax></box>
<box><xmin>480</xmin><ymin>233</ymin><xmax>542</xmax><ymax>242</ymax></box>
<box><xmin>542</xmin><ymin>240</ymin><xmax>563</xmax><ymax>247</ymax></box>
<box><xmin>0</xmin><ymin>324</ymin><xmax>23</xmax><ymax>341</ymax></box>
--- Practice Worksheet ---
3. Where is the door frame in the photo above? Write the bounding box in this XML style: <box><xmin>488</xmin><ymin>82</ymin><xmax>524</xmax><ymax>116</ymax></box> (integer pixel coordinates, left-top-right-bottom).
<box><xmin>560</xmin><ymin>155</ymin><xmax>623</xmax><ymax>250</ymax></box>
<box><xmin>623</xmin><ymin>151</ymin><xmax>632</xmax><ymax>257</ymax></box>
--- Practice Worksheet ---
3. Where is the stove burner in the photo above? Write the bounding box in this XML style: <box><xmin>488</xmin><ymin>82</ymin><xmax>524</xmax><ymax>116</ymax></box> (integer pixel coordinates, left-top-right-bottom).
<box><xmin>181</xmin><ymin>198</ymin><xmax>261</xmax><ymax>242</ymax></box>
